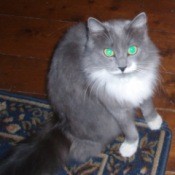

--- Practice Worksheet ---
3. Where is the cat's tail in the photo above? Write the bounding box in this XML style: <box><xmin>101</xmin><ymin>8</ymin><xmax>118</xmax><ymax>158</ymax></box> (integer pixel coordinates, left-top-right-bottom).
<box><xmin>0</xmin><ymin>123</ymin><xmax>71</xmax><ymax>175</ymax></box>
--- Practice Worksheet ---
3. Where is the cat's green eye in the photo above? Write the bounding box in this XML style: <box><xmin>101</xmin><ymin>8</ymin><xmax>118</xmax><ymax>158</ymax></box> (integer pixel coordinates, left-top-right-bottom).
<box><xmin>128</xmin><ymin>45</ymin><xmax>138</xmax><ymax>55</ymax></box>
<box><xmin>103</xmin><ymin>48</ymin><xmax>115</xmax><ymax>57</ymax></box>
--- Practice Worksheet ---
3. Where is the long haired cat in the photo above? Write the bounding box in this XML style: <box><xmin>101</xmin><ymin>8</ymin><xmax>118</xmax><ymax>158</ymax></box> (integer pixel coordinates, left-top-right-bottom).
<box><xmin>0</xmin><ymin>12</ymin><xmax>162</xmax><ymax>175</ymax></box>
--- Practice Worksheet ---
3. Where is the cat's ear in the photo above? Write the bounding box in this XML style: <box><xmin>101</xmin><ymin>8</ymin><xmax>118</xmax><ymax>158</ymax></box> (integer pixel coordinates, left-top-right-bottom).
<box><xmin>128</xmin><ymin>12</ymin><xmax>147</xmax><ymax>40</ymax></box>
<box><xmin>130</xmin><ymin>12</ymin><xmax>147</xmax><ymax>28</ymax></box>
<box><xmin>87</xmin><ymin>17</ymin><xmax>105</xmax><ymax>33</ymax></box>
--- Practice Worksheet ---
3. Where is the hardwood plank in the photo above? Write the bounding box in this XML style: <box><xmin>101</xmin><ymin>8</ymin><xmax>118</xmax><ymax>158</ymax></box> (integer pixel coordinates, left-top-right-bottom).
<box><xmin>0</xmin><ymin>0</ymin><xmax>91</xmax><ymax>21</ymax></box>
<box><xmin>0</xmin><ymin>0</ymin><xmax>175</xmax><ymax>34</ymax></box>
<box><xmin>88</xmin><ymin>0</ymin><xmax>175</xmax><ymax>33</ymax></box>
<box><xmin>0</xmin><ymin>54</ymin><xmax>49</xmax><ymax>97</ymax></box>
<box><xmin>150</xmin><ymin>32</ymin><xmax>175</xmax><ymax>74</ymax></box>
<box><xmin>0</xmin><ymin>0</ymin><xmax>175</xmax><ymax>22</ymax></box>
<box><xmin>0</xmin><ymin>15</ymin><xmax>75</xmax><ymax>59</ymax></box>
<box><xmin>154</xmin><ymin>72</ymin><xmax>175</xmax><ymax>110</ymax></box>
<box><xmin>0</xmin><ymin>0</ymin><xmax>58</xmax><ymax>19</ymax></box>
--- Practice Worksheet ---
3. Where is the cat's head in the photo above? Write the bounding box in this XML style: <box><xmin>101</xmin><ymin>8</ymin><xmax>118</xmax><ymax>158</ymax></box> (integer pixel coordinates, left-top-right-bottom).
<box><xmin>84</xmin><ymin>12</ymin><xmax>160</xmax><ymax>77</ymax></box>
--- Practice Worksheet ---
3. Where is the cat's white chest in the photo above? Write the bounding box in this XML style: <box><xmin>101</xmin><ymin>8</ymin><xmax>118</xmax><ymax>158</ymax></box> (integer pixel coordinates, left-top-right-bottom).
<box><xmin>106</xmin><ymin>75</ymin><xmax>154</xmax><ymax>106</ymax></box>
<box><xmin>89</xmin><ymin>70</ymin><xmax>155</xmax><ymax>107</ymax></box>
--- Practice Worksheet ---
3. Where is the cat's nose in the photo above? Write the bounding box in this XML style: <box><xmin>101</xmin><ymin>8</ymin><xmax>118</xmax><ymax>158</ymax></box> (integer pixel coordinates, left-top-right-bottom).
<box><xmin>118</xmin><ymin>66</ymin><xmax>127</xmax><ymax>72</ymax></box>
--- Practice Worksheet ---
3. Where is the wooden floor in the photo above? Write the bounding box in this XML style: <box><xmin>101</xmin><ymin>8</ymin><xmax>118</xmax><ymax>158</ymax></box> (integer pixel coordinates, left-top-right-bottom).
<box><xmin>0</xmin><ymin>0</ymin><xmax>175</xmax><ymax>174</ymax></box>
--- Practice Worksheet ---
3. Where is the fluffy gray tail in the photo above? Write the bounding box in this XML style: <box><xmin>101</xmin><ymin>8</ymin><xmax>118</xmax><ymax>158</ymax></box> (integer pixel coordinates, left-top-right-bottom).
<box><xmin>0</xmin><ymin>124</ymin><xmax>71</xmax><ymax>175</ymax></box>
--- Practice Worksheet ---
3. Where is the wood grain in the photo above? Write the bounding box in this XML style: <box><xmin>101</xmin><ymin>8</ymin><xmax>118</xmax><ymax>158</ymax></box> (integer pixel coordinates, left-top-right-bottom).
<box><xmin>0</xmin><ymin>54</ymin><xmax>49</xmax><ymax>97</ymax></box>
<box><xmin>0</xmin><ymin>15</ymin><xmax>75</xmax><ymax>59</ymax></box>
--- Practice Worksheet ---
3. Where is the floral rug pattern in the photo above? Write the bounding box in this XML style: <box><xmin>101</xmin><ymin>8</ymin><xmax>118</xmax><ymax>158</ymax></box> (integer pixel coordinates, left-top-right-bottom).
<box><xmin>0</xmin><ymin>91</ymin><xmax>172</xmax><ymax>175</ymax></box>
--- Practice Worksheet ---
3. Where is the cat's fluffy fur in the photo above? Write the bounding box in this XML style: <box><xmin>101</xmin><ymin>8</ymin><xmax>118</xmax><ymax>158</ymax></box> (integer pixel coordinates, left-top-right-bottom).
<box><xmin>0</xmin><ymin>13</ymin><xmax>162</xmax><ymax>175</ymax></box>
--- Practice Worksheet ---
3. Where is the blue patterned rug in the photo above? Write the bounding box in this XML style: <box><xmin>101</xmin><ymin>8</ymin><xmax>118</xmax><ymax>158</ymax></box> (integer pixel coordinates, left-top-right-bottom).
<box><xmin>0</xmin><ymin>90</ymin><xmax>172</xmax><ymax>175</ymax></box>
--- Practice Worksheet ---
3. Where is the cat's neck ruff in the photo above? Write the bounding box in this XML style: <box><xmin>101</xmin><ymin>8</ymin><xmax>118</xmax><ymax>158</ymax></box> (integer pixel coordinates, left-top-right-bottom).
<box><xmin>88</xmin><ymin>69</ymin><xmax>156</xmax><ymax>107</ymax></box>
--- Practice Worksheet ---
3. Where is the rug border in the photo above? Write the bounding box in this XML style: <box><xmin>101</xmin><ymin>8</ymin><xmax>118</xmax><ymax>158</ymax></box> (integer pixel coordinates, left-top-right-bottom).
<box><xmin>155</xmin><ymin>126</ymin><xmax>172</xmax><ymax>175</ymax></box>
<box><xmin>136</xmin><ymin>122</ymin><xmax>172</xmax><ymax>175</ymax></box>
<box><xmin>0</xmin><ymin>90</ymin><xmax>50</xmax><ymax>109</ymax></box>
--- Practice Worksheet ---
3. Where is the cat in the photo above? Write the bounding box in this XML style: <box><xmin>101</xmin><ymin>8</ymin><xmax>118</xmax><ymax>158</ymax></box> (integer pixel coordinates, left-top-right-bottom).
<box><xmin>0</xmin><ymin>12</ymin><xmax>162</xmax><ymax>175</ymax></box>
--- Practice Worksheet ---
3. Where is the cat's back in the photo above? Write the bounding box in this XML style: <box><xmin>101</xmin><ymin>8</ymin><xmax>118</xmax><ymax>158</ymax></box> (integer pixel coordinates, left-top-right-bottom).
<box><xmin>49</xmin><ymin>22</ymin><xmax>87</xmax><ymax>85</ymax></box>
<box><xmin>54</xmin><ymin>23</ymin><xmax>87</xmax><ymax>57</ymax></box>
<box><xmin>64</xmin><ymin>22</ymin><xmax>87</xmax><ymax>44</ymax></box>
<box><xmin>48</xmin><ymin>23</ymin><xmax>88</xmax><ymax>103</ymax></box>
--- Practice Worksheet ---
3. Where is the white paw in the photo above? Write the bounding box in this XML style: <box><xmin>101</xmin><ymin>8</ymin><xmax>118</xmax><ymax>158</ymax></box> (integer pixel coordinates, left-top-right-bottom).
<box><xmin>147</xmin><ymin>114</ymin><xmax>163</xmax><ymax>130</ymax></box>
<box><xmin>119</xmin><ymin>139</ymin><xmax>139</xmax><ymax>157</ymax></box>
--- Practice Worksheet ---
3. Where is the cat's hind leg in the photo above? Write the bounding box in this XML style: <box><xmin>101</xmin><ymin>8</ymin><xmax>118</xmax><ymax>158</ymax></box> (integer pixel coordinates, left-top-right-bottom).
<box><xmin>69</xmin><ymin>138</ymin><xmax>102</xmax><ymax>162</ymax></box>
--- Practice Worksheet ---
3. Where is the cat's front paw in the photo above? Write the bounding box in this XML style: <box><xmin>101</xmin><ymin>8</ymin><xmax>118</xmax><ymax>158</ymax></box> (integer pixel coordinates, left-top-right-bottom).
<box><xmin>147</xmin><ymin>114</ymin><xmax>163</xmax><ymax>130</ymax></box>
<box><xmin>119</xmin><ymin>139</ymin><xmax>139</xmax><ymax>157</ymax></box>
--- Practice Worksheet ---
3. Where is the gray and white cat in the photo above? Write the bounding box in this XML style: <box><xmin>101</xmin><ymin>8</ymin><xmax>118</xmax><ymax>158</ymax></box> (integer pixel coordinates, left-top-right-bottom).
<box><xmin>48</xmin><ymin>12</ymin><xmax>162</xmax><ymax>159</ymax></box>
<box><xmin>0</xmin><ymin>12</ymin><xmax>162</xmax><ymax>175</ymax></box>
